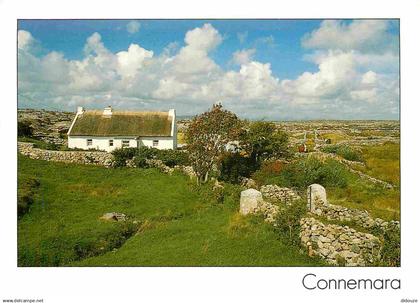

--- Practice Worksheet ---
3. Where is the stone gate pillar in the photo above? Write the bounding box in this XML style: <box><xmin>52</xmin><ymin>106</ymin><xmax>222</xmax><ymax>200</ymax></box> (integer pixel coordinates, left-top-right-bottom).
<box><xmin>307</xmin><ymin>184</ymin><xmax>328</xmax><ymax>214</ymax></box>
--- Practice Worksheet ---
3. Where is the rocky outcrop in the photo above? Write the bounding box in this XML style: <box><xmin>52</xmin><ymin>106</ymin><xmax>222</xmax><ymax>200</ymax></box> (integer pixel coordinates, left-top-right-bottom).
<box><xmin>260</xmin><ymin>184</ymin><xmax>301</xmax><ymax>205</ymax></box>
<box><xmin>18</xmin><ymin>109</ymin><xmax>74</xmax><ymax>145</ymax></box>
<box><xmin>300</xmin><ymin>217</ymin><xmax>381</xmax><ymax>266</ymax></box>
<box><xmin>18</xmin><ymin>142</ymin><xmax>113</xmax><ymax>166</ymax></box>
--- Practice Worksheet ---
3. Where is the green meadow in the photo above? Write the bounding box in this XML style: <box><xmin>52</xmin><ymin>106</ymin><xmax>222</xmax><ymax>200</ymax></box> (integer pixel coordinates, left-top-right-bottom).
<box><xmin>18</xmin><ymin>155</ymin><xmax>323</xmax><ymax>267</ymax></box>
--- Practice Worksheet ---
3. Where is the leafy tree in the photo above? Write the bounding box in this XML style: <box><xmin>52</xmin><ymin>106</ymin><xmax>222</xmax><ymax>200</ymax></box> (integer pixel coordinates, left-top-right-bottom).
<box><xmin>185</xmin><ymin>104</ymin><xmax>243</xmax><ymax>183</ymax></box>
<box><xmin>219</xmin><ymin>152</ymin><xmax>258</xmax><ymax>184</ymax></box>
<box><xmin>243</xmin><ymin>121</ymin><xmax>290</xmax><ymax>163</ymax></box>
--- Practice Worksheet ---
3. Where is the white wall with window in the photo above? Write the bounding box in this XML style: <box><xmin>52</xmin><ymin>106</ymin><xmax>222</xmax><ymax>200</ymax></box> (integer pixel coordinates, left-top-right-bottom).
<box><xmin>68</xmin><ymin>136</ymin><xmax>174</xmax><ymax>152</ymax></box>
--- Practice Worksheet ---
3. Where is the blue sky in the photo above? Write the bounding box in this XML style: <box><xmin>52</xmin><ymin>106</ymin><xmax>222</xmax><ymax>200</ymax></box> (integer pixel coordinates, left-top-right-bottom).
<box><xmin>18</xmin><ymin>20</ymin><xmax>322</xmax><ymax>79</ymax></box>
<box><xmin>17</xmin><ymin>19</ymin><xmax>400</xmax><ymax>119</ymax></box>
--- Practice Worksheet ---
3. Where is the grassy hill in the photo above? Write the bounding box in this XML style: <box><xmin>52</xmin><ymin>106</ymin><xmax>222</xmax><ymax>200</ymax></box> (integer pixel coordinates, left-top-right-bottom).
<box><xmin>18</xmin><ymin>155</ymin><xmax>324</xmax><ymax>266</ymax></box>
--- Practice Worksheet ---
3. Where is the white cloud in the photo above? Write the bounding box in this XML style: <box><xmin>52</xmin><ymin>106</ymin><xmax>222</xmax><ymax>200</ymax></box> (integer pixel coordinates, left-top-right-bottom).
<box><xmin>117</xmin><ymin>44</ymin><xmax>154</xmax><ymax>78</ymax></box>
<box><xmin>281</xmin><ymin>51</ymin><xmax>357</xmax><ymax>103</ymax></box>
<box><xmin>361</xmin><ymin>71</ymin><xmax>377</xmax><ymax>84</ymax></box>
<box><xmin>184</xmin><ymin>23</ymin><xmax>222</xmax><ymax>51</ymax></box>
<box><xmin>350</xmin><ymin>88</ymin><xmax>377</xmax><ymax>103</ymax></box>
<box><xmin>18</xmin><ymin>30</ymin><xmax>35</xmax><ymax>50</ymax></box>
<box><xmin>232</xmin><ymin>48</ymin><xmax>256</xmax><ymax>65</ymax></box>
<box><xmin>126</xmin><ymin>21</ymin><xmax>140</xmax><ymax>34</ymax></box>
<box><xmin>18</xmin><ymin>21</ymin><xmax>399</xmax><ymax>119</ymax></box>
<box><xmin>302</xmin><ymin>20</ymin><xmax>397</xmax><ymax>53</ymax></box>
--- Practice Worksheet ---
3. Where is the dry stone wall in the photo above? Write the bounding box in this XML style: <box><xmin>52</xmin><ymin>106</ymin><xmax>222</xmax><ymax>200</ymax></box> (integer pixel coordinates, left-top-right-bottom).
<box><xmin>315</xmin><ymin>203</ymin><xmax>400</xmax><ymax>230</ymax></box>
<box><xmin>239</xmin><ymin>183</ymin><xmax>399</xmax><ymax>266</ymax></box>
<box><xmin>239</xmin><ymin>188</ymin><xmax>280</xmax><ymax>223</ymax></box>
<box><xmin>18</xmin><ymin>142</ymin><xmax>113</xmax><ymax>166</ymax></box>
<box><xmin>300</xmin><ymin>217</ymin><xmax>381</xmax><ymax>266</ymax></box>
<box><xmin>18</xmin><ymin>142</ymin><xmax>196</xmax><ymax>179</ymax></box>
<box><xmin>260</xmin><ymin>184</ymin><xmax>301</xmax><ymax>205</ymax></box>
<box><xmin>306</xmin><ymin>184</ymin><xmax>400</xmax><ymax>231</ymax></box>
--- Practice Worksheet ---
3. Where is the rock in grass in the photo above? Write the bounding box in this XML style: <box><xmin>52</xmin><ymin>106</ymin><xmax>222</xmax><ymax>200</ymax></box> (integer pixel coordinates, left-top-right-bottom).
<box><xmin>100</xmin><ymin>212</ymin><xmax>127</xmax><ymax>222</ymax></box>
<box><xmin>239</xmin><ymin>188</ymin><xmax>263</xmax><ymax>215</ymax></box>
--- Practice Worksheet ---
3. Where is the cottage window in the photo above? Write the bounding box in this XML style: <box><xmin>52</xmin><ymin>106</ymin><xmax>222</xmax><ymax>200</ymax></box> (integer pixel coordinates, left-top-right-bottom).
<box><xmin>87</xmin><ymin>139</ymin><xmax>92</xmax><ymax>146</ymax></box>
<box><xmin>122</xmin><ymin>140</ymin><xmax>130</xmax><ymax>148</ymax></box>
<box><xmin>153</xmin><ymin>140</ymin><xmax>159</xmax><ymax>147</ymax></box>
<box><xmin>109</xmin><ymin>139</ymin><xmax>114</xmax><ymax>147</ymax></box>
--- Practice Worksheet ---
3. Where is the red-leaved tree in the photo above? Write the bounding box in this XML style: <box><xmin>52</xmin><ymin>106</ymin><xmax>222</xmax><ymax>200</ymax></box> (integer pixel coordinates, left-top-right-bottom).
<box><xmin>185</xmin><ymin>104</ymin><xmax>243</xmax><ymax>184</ymax></box>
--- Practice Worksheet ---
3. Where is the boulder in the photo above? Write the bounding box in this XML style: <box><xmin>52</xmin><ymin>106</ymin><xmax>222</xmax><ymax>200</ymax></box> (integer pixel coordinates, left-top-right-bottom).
<box><xmin>307</xmin><ymin>184</ymin><xmax>328</xmax><ymax>212</ymax></box>
<box><xmin>100</xmin><ymin>212</ymin><xmax>127</xmax><ymax>222</ymax></box>
<box><xmin>239</xmin><ymin>188</ymin><xmax>263</xmax><ymax>215</ymax></box>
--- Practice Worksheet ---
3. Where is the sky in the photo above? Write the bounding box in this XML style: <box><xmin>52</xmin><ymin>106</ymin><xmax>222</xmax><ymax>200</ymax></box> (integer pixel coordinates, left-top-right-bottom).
<box><xmin>17</xmin><ymin>19</ymin><xmax>400</xmax><ymax>120</ymax></box>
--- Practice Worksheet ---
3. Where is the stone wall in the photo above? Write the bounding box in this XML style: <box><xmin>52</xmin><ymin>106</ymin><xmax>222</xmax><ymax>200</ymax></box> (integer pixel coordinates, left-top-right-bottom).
<box><xmin>239</xmin><ymin>183</ymin><xmax>400</xmax><ymax>266</ymax></box>
<box><xmin>18</xmin><ymin>142</ymin><xmax>114</xmax><ymax>166</ymax></box>
<box><xmin>260</xmin><ymin>184</ymin><xmax>301</xmax><ymax>205</ymax></box>
<box><xmin>300</xmin><ymin>217</ymin><xmax>381</xmax><ymax>266</ymax></box>
<box><xmin>315</xmin><ymin>203</ymin><xmax>400</xmax><ymax>230</ymax></box>
<box><xmin>239</xmin><ymin>188</ymin><xmax>280</xmax><ymax>224</ymax></box>
<box><xmin>18</xmin><ymin>142</ymin><xmax>196</xmax><ymax>178</ymax></box>
<box><xmin>306</xmin><ymin>184</ymin><xmax>400</xmax><ymax>231</ymax></box>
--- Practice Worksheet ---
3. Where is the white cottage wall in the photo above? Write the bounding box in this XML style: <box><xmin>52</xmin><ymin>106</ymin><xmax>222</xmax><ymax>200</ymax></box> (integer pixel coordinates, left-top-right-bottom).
<box><xmin>68</xmin><ymin>136</ymin><xmax>137</xmax><ymax>152</ymax></box>
<box><xmin>68</xmin><ymin>136</ymin><xmax>175</xmax><ymax>152</ymax></box>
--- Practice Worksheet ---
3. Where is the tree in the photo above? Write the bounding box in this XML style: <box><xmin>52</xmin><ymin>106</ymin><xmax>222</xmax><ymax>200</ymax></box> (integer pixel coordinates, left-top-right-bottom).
<box><xmin>185</xmin><ymin>104</ymin><xmax>243</xmax><ymax>184</ymax></box>
<box><xmin>243</xmin><ymin>121</ymin><xmax>290</xmax><ymax>163</ymax></box>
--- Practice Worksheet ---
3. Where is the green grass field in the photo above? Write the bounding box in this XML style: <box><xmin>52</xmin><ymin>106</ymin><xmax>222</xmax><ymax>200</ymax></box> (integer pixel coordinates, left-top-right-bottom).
<box><xmin>329</xmin><ymin>142</ymin><xmax>400</xmax><ymax>221</ymax></box>
<box><xmin>351</xmin><ymin>142</ymin><xmax>400</xmax><ymax>186</ymax></box>
<box><xmin>18</xmin><ymin>155</ymin><xmax>324</xmax><ymax>267</ymax></box>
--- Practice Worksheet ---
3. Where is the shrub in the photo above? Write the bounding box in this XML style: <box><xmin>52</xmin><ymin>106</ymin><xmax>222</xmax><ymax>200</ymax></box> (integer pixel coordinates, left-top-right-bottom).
<box><xmin>252</xmin><ymin>157</ymin><xmax>349</xmax><ymax>189</ymax></box>
<box><xmin>112</xmin><ymin>147</ymin><xmax>190</xmax><ymax>168</ymax></box>
<box><xmin>18</xmin><ymin>120</ymin><xmax>33</xmax><ymax>137</ymax></box>
<box><xmin>321</xmin><ymin>144</ymin><xmax>363</xmax><ymax>162</ymax></box>
<box><xmin>133</xmin><ymin>156</ymin><xmax>149</xmax><ymax>168</ymax></box>
<box><xmin>219</xmin><ymin>152</ymin><xmax>259</xmax><ymax>183</ymax></box>
<box><xmin>378</xmin><ymin>224</ymin><xmax>400</xmax><ymax>266</ymax></box>
<box><xmin>156</xmin><ymin>149</ymin><xmax>189</xmax><ymax>167</ymax></box>
<box><xmin>18</xmin><ymin>176</ymin><xmax>40</xmax><ymax>218</ymax></box>
<box><xmin>111</xmin><ymin>148</ymin><xmax>138</xmax><ymax>167</ymax></box>
<box><xmin>275</xmin><ymin>199</ymin><xmax>307</xmax><ymax>245</ymax></box>
<box><xmin>213</xmin><ymin>186</ymin><xmax>225</xmax><ymax>204</ymax></box>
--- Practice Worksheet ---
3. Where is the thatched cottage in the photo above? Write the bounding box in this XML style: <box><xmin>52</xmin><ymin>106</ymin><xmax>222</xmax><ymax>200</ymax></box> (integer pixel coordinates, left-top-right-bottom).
<box><xmin>67</xmin><ymin>106</ymin><xmax>177</xmax><ymax>152</ymax></box>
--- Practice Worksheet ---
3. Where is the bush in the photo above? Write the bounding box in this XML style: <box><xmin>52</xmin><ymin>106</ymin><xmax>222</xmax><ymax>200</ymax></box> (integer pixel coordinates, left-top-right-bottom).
<box><xmin>18</xmin><ymin>176</ymin><xmax>40</xmax><ymax>218</ymax></box>
<box><xmin>133</xmin><ymin>156</ymin><xmax>149</xmax><ymax>168</ymax></box>
<box><xmin>18</xmin><ymin>121</ymin><xmax>33</xmax><ymax>137</ymax></box>
<box><xmin>156</xmin><ymin>149</ymin><xmax>189</xmax><ymax>167</ymax></box>
<box><xmin>252</xmin><ymin>157</ymin><xmax>350</xmax><ymax>189</ymax></box>
<box><xmin>112</xmin><ymin>147</ymin><xmax>190</xmax><ymax>168</ymax></box>
<box><xmin>378</xmin><ymin>224</ymin><xmax>400</xmax><ymax>266</ymax></box>
<box><xmin>275</xmin><ymin>199</ymin><xmax>307</xmax><ymax>245</ymax></box>
<box><xmin>111</xmin><ymin>148</ymin><xmax>138</xmax><ymax>167</ymax></box>
<box><xmin>219</xmin><ymin>152</ymin><xmax>259</xmax><ymax>183</ymax></box>
<box><xmin>322</xmin><ymin>145</ymin><xmax>363</xmax><ymax>162</ymax></box>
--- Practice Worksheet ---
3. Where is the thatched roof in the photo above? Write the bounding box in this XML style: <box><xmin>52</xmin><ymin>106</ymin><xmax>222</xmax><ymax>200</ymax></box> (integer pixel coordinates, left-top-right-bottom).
<box><xmin>68</xmin><ymin>110</ymin><xmax>172</xmax><ymax>137</ymax></box>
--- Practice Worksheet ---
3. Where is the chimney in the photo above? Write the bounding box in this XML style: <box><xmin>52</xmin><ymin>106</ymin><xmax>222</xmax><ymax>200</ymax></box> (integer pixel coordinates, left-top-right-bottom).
<box><xmin>103</xmin><ymin>106</ymin><xmax>113</xmax><ymax>117</ymax></box>
<box><xmin>77</xmin><ymin>106</ymin><xmax>85</xmax><ymax>115</ymax></box>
